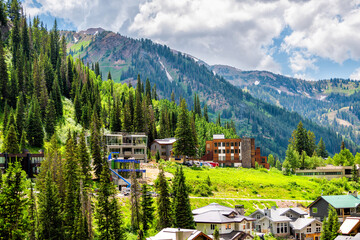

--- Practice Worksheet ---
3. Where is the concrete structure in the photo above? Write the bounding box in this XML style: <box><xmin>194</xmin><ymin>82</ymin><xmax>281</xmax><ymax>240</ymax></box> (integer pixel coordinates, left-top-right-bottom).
<box><xmin>150</xmin><ymin>138</ymin><xmax>177</xmax><ymax>160</ymax></box>
<box><xmin>147</xmin><ymin>228</ymin><xmax>212</xmax><ymax>240</ymax></box>
<box><xmin>0</xmin><ymin>151</ymin><xmax>44</xmax><ymax>178</ymax></box>
<box><xmin>249</xmin><ymin>207</ymin><xmax>315</xmax><ymax>238</ymax></box>
<box><xmin>308</xmin><ymin>192</ymin><xmax>360</xmax><ymax>222</ymax></box>
<box><xmin>192</xmin><ymin>203</ymin><xmax>255</xmax><ymax>239</ymax></box>
<box><xmin>201</xmin><ymin>135</ymin><xmax>269</xmax><ymax>168</ymax></box>
<box><xmin>295</xmin><ymin>165</ymin><xmax>357</xmax><ymax>180</ymax></box>
<box><xmin>88</xmin><ymin>132</ymin><xmax>148</xmax><ymax>162</ymax></box>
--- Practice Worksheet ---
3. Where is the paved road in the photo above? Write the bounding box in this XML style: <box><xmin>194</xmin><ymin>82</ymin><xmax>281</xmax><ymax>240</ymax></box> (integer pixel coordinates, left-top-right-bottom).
<box><xmin>189</xmin><ymin>196</ymin><xmax>313</xmax><ymax>202</ymax></box>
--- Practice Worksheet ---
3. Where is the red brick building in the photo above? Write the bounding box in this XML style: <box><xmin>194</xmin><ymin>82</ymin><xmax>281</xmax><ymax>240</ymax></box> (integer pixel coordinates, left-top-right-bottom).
<box><xmin>201</xmin><ymin>134</ymin><xmax>269</xmax><ymax>169</ymax></box>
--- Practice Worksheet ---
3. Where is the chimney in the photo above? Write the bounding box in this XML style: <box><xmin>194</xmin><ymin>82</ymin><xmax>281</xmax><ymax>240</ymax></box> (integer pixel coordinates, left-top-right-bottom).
<box><xmin>271</xmin><ymin>206</ymin><xmax>277</xmax><ymax>210</ymax></box>
<box><xmin>352</xmin><ymin>191</ymin><xmax>358</xmax><ymax>198</ymax></box>
<box><xmin>264</xmin><ymin>208</ymin><xmax>271</xmax><ymax>218</ymax></box>
<box><xmin>176</xmin><ymin>228</ymin><xmax>183</xmax><ymax>240</ymax></box>
<box><xmin>235</xmin><ymin>205</ymin><xmax>245</xmax><ymax>216</ymax></box>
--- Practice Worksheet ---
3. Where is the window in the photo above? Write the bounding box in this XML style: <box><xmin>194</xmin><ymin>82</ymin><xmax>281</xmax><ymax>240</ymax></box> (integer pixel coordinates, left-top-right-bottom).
<box><xmin>226</xmin><ymin>142</ymin><xmax>229</xmax><ymax>147</ymax></box>
<box><xmin>312</xmin><ymin>208</ymin><xmax>318</xmax><ymax>214</ymax></box>
<box><xmin>235</xmin><ymin>142</ymin><xmax>237</xmax><ymax>146</ymax></box>
<box><xmin>222</xmin><ymin>142</ymin><xmax>225</xmax><ymax>147</ymax></box>
<box><xmin>316</xmin><ymin>227</ymin><xmax>321</xmax><ymax>233</ymax></box>
<box><xmin>307</xmin><ymin>227</ymin><xmax>312</xmax><ymax>233</ymax></box>
<box><xmin>211</xmin><ymin>224</ymin><xmax>216</xmax><ymax>230</ymax></box>
<box><xmin>235</xmin><ymin>149</ymin><xmax>238</xmax><ymax>153</ymax></box>
<box><xmin>207</xmin><ymin>144</ymin><xmax>210</xmax><ymax>149</ymax></box>
<box><xmin>227</xmin><ymin>150</ymin><xmax>229</xmax><ymax>153</ymax></box>
<box><xmin>277</xmin><ymin>223</ymin><xmax>287</xmax><ymax>233</ymax></box>
<box><xmin>214</xmin><ymin>143</ymin><xmax>217</xmax><ymax>147</ymax></box>
<box><xmin>247</xmin><ymin>223</ymin><xmax>250</xmax><ymax>229</ymax></box>
<box><xmin>256</xmin><ymin>214</ymin><xmax>261</xmax><ymax>219</ymax></box>
<box><xmin>231</xmin><ymin>155</ymin><xmax>234</xmax><ymax>160</ymax></box>
<box><xmin>231</xmin><ymin>149</ymin><xmax>234</xmax><ymax>153</ymax></box>
<box><xmin>215</xmin><ymin>150</ymin><xmax>218</xmax><ymax>154</ymax></box>
<box><xmin>231</xmin><ymin>142</ymin><xmax>234</xmax><ymax>146</ymax></box>
<box><xmin>223</xmin><ymin>150</ymin><xmax>226</xmax><ymax>154</ymax></box>
<box><xmin>226</xmin><ymin>224</ymin><xmax>231</xmax><ymax>229</ymax></box>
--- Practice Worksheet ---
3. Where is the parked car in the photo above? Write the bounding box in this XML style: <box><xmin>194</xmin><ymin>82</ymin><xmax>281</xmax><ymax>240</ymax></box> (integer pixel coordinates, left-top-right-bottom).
<box><xmin>121</xmin><ymin>187</ymin><xmax>131</xmax><ymax>196</ymax></box>
<box><xmin>202</xmin><ymin>162</ymin><xmax>212</xmax><ymax>167</ymax></box>
<box><xmin>209</xmin><ymin>162</ymin><xmax>219</xmax><ymax>167</ymax></box>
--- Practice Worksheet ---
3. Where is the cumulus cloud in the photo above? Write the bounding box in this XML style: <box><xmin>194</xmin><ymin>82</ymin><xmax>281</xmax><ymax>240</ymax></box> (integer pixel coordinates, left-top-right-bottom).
<box><xmin>21</xmin><ymin>0</ymin><xmax>360</xmax><ymax>77</ymax></box>
<box><xmin>350</xmin><ymin>68</ymin><xmax>360</xmax><ymax>81</ymax></box>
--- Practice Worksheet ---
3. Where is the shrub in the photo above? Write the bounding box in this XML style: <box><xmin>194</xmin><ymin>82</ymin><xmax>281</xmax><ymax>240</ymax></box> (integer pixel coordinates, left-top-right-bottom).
<box><xmin>194</xmin><ymin>183</ymin><xmax>213</xmax><ymax>197</ymax></box>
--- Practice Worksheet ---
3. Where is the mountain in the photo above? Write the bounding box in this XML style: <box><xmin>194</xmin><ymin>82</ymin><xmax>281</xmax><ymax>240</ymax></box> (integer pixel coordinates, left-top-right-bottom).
<box><xmin>61</xmin><ymin>28</ymin><xmax>358</xmax><ymax>158</ymax></box>
<box><xmin>210</xmin><ymin>65</ymin><xmax>360</xmax><ymax>146</ymax></box>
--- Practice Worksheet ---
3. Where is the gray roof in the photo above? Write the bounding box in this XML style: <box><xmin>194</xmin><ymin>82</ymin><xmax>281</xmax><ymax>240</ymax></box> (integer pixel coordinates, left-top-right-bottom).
<box><xmin>290</xmin><ymin>218</ymin><xmax>321</xmax><ymax>230</ymax></box>
<box><xmin>219</xmin><ymin>230</ymin><xmax>253</xmax><ymax>240</ymax></box>
<box><xmin>147</xmin><ymin>228</ymin><xmax>206</xmax><ymax>240</ymax></box>
<box><xmin>251</xmin><ymin>208</ymin><xmax>307</xmax><ymax>223</ymax></box>
<box><xmin>193</xmin><ymin>203</ymin><xmax>255</xmax><ymax>224</ymax></box>
<box><xmin>335</xmin><ymin>233</ymin><xmax>360</xmax><ymax>240</ymax></box>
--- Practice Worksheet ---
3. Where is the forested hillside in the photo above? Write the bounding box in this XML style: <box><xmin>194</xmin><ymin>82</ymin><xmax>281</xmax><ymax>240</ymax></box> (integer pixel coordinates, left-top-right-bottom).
<box><xmin>62</xmin><ymin>29</ymin><xmax>357</xmax><ymax>158</ymax></box>
<box><xmin>212</xmin><ymin>65</ymin><xmax>360</xmax><ymax>148</ymax></box>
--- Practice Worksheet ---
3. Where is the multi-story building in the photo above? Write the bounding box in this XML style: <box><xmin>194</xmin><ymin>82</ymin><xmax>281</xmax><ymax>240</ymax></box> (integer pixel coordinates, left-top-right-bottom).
<box><xmin>201</xmin><ymin>134</ymin><xmax>269</xmax><ymax>168</ymax></box>
<box><xmin>295</xmin><ymin>165</ymin><xmax>357</xmax><ymax>180</ymax></box>
<box><xmin>150</xmin><ymin>138</ymin><xmax>177</xmax><ymax>160</ymax></box>
<box><xmin>101</xmin><ymin>132</ymin><xmax>148</xmax><ymax>163</ymax></box>
<box><xmin>0</xmin><ymin>151</ymin><xmax>44</xmax><ymax>178</ymax></box>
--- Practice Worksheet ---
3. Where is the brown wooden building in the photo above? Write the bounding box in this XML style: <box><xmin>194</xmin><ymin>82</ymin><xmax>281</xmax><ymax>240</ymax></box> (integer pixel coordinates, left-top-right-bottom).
<box><xmin>201</xmin><ymin>134</ymin><xmax>269</xmax><ymax>169</ymax></box>
<box><xmin>0</xmin><ymin>152</ymin><xmax>44</xmax><ymax>178</ymax></box>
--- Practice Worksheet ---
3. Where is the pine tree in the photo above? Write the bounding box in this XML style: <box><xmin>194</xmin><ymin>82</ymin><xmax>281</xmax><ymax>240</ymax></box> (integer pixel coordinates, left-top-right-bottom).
<box><xmin>51</xmin><ymin>77</ymin><xmax>63</xmax><ymax>119</ymax></box>
<box><xmin>4</xmin><ymin>123</ymin><xmax>19</xmax><ymax>153</ymax></box>
<box><xmin>341</xmin><ymin>141</ymin><xmax>345</xmax><ymax>151</ymax></box>
<box><xmin>107</xmin><ymin>71</ymin><xmax>112</xmax><ymax>80</ymax></box>
<box><xmin>276</xmin><ymin>159</ymin><xmax>282</xmax><ymax>171</ymax></box>
<box><xmin>45</xmin><ymin>98</ymin><xmax>57</xmax><ymax>140</ymax></box>
<box><xmin>95</xmin><ymin>165</ymin><xmax>125</xmax><ymax>240</ymax></box>
<box><xmin>352</xmin><ymin>164</ymin><xmax>359</xmax><ymax>183</ymax></box>
<box><xmin>131</xmin><ymin>170</ymin><xmax>141</xmax><ymax>232</ymax></box>
<box><xmin>152</xmin><ymin>84</ymin><xmax>158</xmax><ymax>100</ymax></box>
<box><xmin>203</xmin><ymin>104</ymin><xmax>209</xmax><ymax>122</ymax></box>
<box><xmin>141</xmin><ymin>184</ymin><xmax>154</xmax><ymax>233</ymax></box>
<box><xmin>91</xmin><ymin>111</ymin><xmax>103</xmax><ymax>179</ymax></box>
<box><xmin>123</xmin><ymin>101</ymin><xmax>133</xmax><ymax>132</ymax></box>
<box><xmin>300</xmin><ymin>150</ymin><xmax>307</xmax><ymax>169</ymax></box>
<box><xmin>134</xmin><ymin>87</ymin><xmax>144</xmax><ymax>132</ymax></box>
<box><xmin>28</xmin><ymin>182</ymin><xmax>37</xmax><ymax>240</ymax></box>
<box><xmin>110</xmin><ymin>98</ymin><xmax>122</xmax><ymax>132</ymax></box>
<box><xmin>295</xmin><ymin>121</ymin><xmax>309</xmax><ymax>155</ymax></box>
<box><xmin>0</xmin><ymin>40</ymin><xmax>8</xmax><ymax>106</ymax></box>
<box><xmin>27</xmin><ymin>97</ymin><xmax>44</xmax><ymax>147</ymax></box>
<box><xmin>173</xmin><ymin>166</ymin><xmax>195</xmax><ymax>229</ymax></box>
<box><xmin>78</xmin><ymin>131</ymin><xmax>91</xmax><ymax>185</ymax></box>
<box><xmin>321</xmin><ymin>206</ymin><xmax>339</xmax><ymax>240</ymax></box>
<box><xmin>37</xmin><ymin>171</ymin><xmax>64</xmax><ymax>240</ymax></box>
<box><xmin>145</xmin><ymin>78</ymin><xmax>151</xmax><ymax>99</ymax></box>
<box><xmin>173</xmin><ymin>99</ymin><xmax>196</xmax><ymax>158</ymax></box>
<box><xmin>213</xmin><ymin>226</ymin><xmax>220</xmax><ymax>240</ymax></box>
<box><xmin>155</xmin><ymin>166</ymin><xmax>172</xmax><ymax>230</ymax></box>
<box><xmin>0</xmin><ymin>161</ymin><xmax>29</xmax><ymax>239</ymax></box>
<box><xmin>216</xmin><ymin>112</ymin><xmax>221</xmax><ymax>126</ymax></box>
<box><xmin>15</xmin><ymin>94</ymin><xmax>25</xmax><ymax>140</ymax></box>
<box><xmin>318</xmin><ymin>137</ymin><xmax>328</xmax><ymax>158</ymax></box>
<box><xmin>268</xmin><ymin>154</ymin><xmax>275</xmax><ymax>167</ymax></box>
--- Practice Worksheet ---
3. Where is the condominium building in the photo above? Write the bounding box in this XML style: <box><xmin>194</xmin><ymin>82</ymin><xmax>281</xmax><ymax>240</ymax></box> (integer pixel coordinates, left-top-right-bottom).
<box><xmin>295</xmin><ymin>165</ymin><xmax>357</xmax><ymax>180</ymax></box>
<box><xmin>150</xmin><ymin>138</ymin><xmax>177</xmax><ymax>160</ymax></box>
<box><xmin>201</xmin><ymin>134</ymin><xmax>269</xmax><ymax>168</ymax></box>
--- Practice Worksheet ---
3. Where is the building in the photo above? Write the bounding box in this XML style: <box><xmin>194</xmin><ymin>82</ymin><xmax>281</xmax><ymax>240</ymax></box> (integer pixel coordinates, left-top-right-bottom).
<box><xmin>0</xmin><ymin>152</ymin><xmax>44</xmax><ymax>178</ymax></box>
<box><xmin>89</xmin><ymin>132</ymin><xmax>148</xmax><ymax>162</ymax></box>
<box><xmin>249</xmin><ymin>206</ymin><xmax>322</xmax><ymax>240</ymax></box>
<box><xmin>295</xmin><ymin>165</ymin><xmax>357</xmax><ymax>180</ymax></box>
<box><xmin>339</xmin><ymin>217</ymin><xmax>360</xmax><ymax>235</ymax></box>
<box><xmin>192</xmin><ymin>203</ymin><xmax>255</xmax><ymax>240</ymax></box>
<box><xmin>147</xmin><ymin>228</ymin><xmax>212</xmax><ymax>240</ymax></box>
<box><xmin>308</xmin><ymin>192</ymin><xmax>360</xmax><ymax>222</ymax></box>
<box><xmin>150</xmin><ymin>138</ymin><xmax>177</xmax><ymax>160</ymax></box>
<box><xmin>201</xmin><ymin>134</ymin><xmax>269</xmax><ymax>168</ymax></box>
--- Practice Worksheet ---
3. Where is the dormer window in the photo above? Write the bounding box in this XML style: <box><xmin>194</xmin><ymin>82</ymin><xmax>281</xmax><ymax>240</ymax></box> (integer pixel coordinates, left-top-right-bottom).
<box><xmin>256</xmin><ymin>214</ymin><xmax>261</xmax><ymax>219</ymax></box>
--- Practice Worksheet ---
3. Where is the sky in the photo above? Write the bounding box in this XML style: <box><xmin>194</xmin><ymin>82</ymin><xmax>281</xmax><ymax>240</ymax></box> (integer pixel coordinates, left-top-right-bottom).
<box><xmin>22</xmin><ymin>0</ymin><xmax>360</xmax><ymax>81</ymax></box>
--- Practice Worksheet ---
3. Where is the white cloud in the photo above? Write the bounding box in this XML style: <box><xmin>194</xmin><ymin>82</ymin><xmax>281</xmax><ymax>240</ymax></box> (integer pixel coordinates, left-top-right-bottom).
<box><xmin>289</xmin><ymin>51</ymin><xmax>318</xmax><ymax>73</ymax></box>
<box><xmin>350</xmin><ymin>68</ymin><xmax>360</xmax><ymax>80</ymax></box>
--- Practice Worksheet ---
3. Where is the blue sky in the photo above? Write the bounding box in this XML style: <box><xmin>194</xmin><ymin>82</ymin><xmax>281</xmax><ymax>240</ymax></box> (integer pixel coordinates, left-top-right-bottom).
<box><xmin>22</xmin><ymin>0</ymin><xmax>360</xmax><ymax>81</ymax></box>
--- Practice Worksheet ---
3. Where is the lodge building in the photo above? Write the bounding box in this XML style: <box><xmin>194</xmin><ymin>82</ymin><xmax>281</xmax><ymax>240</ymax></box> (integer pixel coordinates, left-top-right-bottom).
<box><xmin>201</xmin><ymin>134</ymin><xmax>269</xmax><ymax>169</ymax></box>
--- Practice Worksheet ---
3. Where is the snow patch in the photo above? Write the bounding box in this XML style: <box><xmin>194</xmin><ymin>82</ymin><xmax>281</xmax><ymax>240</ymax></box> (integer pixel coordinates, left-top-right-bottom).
<box><xmin>319</xmin><ymin>95</ymin><xmax>327</xmax><ymax>101</ymax></box>
<box><xmin>94</xmin><ymin>31</ymin><xmax>98</xmax><ymax>35</ymax></box>
<box><xmin>254</xmin><ymin>81</ymin><xmax>260</xmax><ymax>85</ymax></box>
<box><xmin>212</xmin><ymin>70</ymin><xmax>216</xmax><ymax>75</ymax></box>
<box><xmin>277</xmin><ymin>89</ymin><xmax>281</xmax><ymax>94</ymax></box>
<box><xmin>159</xmin><ymin>60</ymin><xmax>173</xmax><ymax>82</ymax></box>
<box><xmin>74</xmin><ymin>36</ymin><xmax>78</xmax><ymax>43</ymax></box>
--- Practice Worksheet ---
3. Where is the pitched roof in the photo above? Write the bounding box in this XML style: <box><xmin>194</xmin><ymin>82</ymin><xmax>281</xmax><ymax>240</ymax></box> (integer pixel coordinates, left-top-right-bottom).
<box><xmin>290</xmin><ymin>218</ymin><xmax>321</xmax><ymax>231</ymax></box>
<box><xmin>147</xmin><ymin>228</ymin><xmax>211</xmax><ymax>240</ymax></box>
<box><xmin>311</xmin><ymin>195</ymin><xmax>360</xmax><ymax>209</ymax></box>
<box><xmin>192</xmin><ymin>203</ymin><xmax>255</xmax><ymax>224</ymax></box>
<box><xmin>251</xmin><ymin>208</ymin><xmax>305</xmax><ymax>223</ymax></box>
<box><xmin>339</xmin><ymin>217</ymin><xmax>360</xmax><ymax>235</ymax></box>
<box><xmin>219</xmin><ymin>230</ymin><xmax>254</xmax><ymax>240</ymax></box>
<box><xmin>335</xmin><ymin>233</ymin><xmax>360</xmax><ymax>240</ymax></box>
<box><xmin>153</xmin><ymin>138</ymin><xmax>177</xmax><ymax>145</ymax></box>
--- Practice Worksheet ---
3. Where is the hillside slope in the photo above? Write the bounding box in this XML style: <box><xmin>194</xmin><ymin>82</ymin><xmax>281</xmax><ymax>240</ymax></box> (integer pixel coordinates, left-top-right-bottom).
<box><xmin>62</xmin><ymin>28</ymin><xmax>357</xmax><ymax>158</ymax></box>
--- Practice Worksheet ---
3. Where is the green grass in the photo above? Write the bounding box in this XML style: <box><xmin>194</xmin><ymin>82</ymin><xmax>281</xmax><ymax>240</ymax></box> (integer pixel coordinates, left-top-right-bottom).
<box><xmin>164</xmin><ymin>165</ymin><xmax>358</xmax><ymax>200</ymax></box>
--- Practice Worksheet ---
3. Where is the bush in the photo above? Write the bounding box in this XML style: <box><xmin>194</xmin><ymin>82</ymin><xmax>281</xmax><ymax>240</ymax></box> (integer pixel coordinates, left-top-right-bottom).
<box><xmin>194</xmin><ymin>183</ymin><xmax>213</xmax><ymax>197</ymax></box>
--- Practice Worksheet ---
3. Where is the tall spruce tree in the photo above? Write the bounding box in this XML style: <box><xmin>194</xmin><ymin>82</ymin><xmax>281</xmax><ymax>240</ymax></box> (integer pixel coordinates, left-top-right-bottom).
<box><xmin>131</xmin><ymin>170</ymin><xmax>141</xmax><ymax>232</ymax></box>
<box><xmin>141</xmin><ymin>184</ymin><xmax>154</xmax><ymax>233</ymax></box>
<box><xmin>110</xmin><ymin>98</ymin><xmax>122</xmax><ymax>132</ymax></box>
<box><xmin>155</xmin><ymin>166</ymin><xmax>172</xmax><ymax>230</ymax></box>
<box><xmin>27</xmin><ymin>97</ymin><xmax>44</xmax><ymax>147</ymax></box>
<box><xmin>37</xmin><ymin>171</ymin><xmax>64</xmax><ymax>240</ymax></box>
<box><xmin>15</xmin><ymin>94</ymin><xmax>25</xmax><ymax>140</ymax></box>
<box><xmin>78</xmin><ymin>131</ymin><xmax>91</xmax><ymax>185</ymax></box>
<box><xmin>4</xmin><ymin>123</ymin><xmax>19</xmax><ymax>153</ymax></box>
<box><xmin>173</xmin><ymin>166</ymin><xmax>195</xmax><ymax>229</ymax></box>
<box><xmin>91</xmin><ymin>111</ymin><xmax>103</xmax><ymax>179</ymax></box>
<box><xmin>173</xmin><ymin>99</ymin><xmax>196</xmax><ymax>158</ymax></box>
<box><xmin>0</xmin><ymin>39</ymin><xmax>8</xmax><ymax>106</ymax></box>
<box><xmin>318</xmin><ymin>137</ymin><xmax>328</xmax><ymax>158</ymax></box>
<box><xmin>45</xmin><ymin>98</ymin><xmax>57</xmax><ymax>140</ymax></box>
<box><xmin>0</xmin><ymin>161</ymin><xmax>29</xmax><ymax>239</ymax></box>
<box><xmin>321</xmin><ymin>206</ymin><xmax>339</xmax><ymax>240</ymax></box>
<box><xmin>134</xmin><ymin>87</ymin><xmax>144</xmax><ymax>132</ymax></box>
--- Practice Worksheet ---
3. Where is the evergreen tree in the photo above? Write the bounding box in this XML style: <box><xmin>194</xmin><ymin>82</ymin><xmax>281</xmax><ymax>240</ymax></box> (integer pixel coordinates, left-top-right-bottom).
<box><xmin>155</xmin><ymin>166</ymin><xmax>172</xmax><ymax>230</ymax></box>
<box><xmin>28</xmin><ymin>182</ymin><xmax>37</xmax><ymax>240</ymax></box>
<box><xmin>294</xmin><ymin>121</ymin><xmax>309</xmax><ymax>155</ymax></box>
<box><xmin>268</xmin><ymin>154</ymin><xmax>275</xmax><ymax>167</ymax></box>
<box><xmin>141</xmin><ymin>184</ymin><xmax>154</xmax><ymax>233</ymax></box>
<box><xmin>173</xmin><ymin>166</ymin><xmax>195</xmax><ymax>229</ymax></box>
<box><xmin>0</xmin><ymin>161</ymin><xmax>29</xmax><ymax>239</ymax></box>
<box><xmin>341</xmin><ymin>141</ymin><xmax>345</xmax><ymax>151</ymax></box>
<box><xmin>37</xmin><ymin>171</ymin><xmax>64</xmax><ymax>240</ymax></box>
<box><xmin>4</xmin><ymin>123</ymin><xmax>19</xmax><ymax>153</ymax></box>
<box><xmin>91</xmin><ymin>111</ymin><xmax>103</xmax><ymax>178</ymax></box>
<box><xmin>152</xmin><ymin>84</ymin><xmax>158</xmax><ymax>100</ymax></box>
<box><xmin>0</xmin><ymin>0</ymin><xmax>7</xmax><ymax>26</ymax></box>
<box><xmin>15</xmin><ymin>94</ymin><xmax>25</xmax><ymax>140</ymax></box>
<box><xmin>110</xmin><ymin>98</ymin><xmax>122</xmax><ymax>132</ymax></box>
<box><xmin>275</xmin><ymin>159</ymin><xmax>282</xmax><ymax>171</ymax></box>
<box><xmin>27</xmin><ymin>97</ymin><xmax>44</xmax><ymax>147</ymax></box>
<box><xmin>95</xmin><ymin>165</ymin><xmax>125</xmax><ymax>240</ymax></box>
<box><xmin>19</xmin><ymin>130</ymin><xmax>26</xmax><ymax>153</ymax></box>
<box><xmin>145</xmin><ymin>78</ymin><xmax>151</xmax><ymax>99</ymax></box>
<box><xmin>51</xmin><ymin>77</ymin><xmax>63</xmax><ymax>119</ymax></box>
<box><xmin>173</xmin><ymin>99</ymin><xmax>196</xmax><ymax>158</ymax></box>
<box><xmin>300</xmin><ymin>150</ymin><xmax>307</xmax><ymax>170</ymax></box>
<box><xmin>123</xmin><ymin>101</ymin><xmax>133</xmax><ymax>132</ymax></box>
<box><xmin>134</xmin><ymin>87</ymin><xmax>144</xmax><ymax>132</ymax></box>
<box><xmin>45</xmin><ymin>98</ymin><xmax>57</xmax><ymax>140</ymax></box>
<box><xmin>0</xmin><ymin>40</ymin><xmax>8</xmax><ymax>106</ymax></box>
<box><xmin>213</xmin><ymin>226</ymin><xmax>220</xmax><ymax>240</ymax></box>
<box><xmin>78</xmin><ymin>131</ymin><xmax>91</xmax><ymax>185</ymax></box>
<box><xmin>352</xmin><ymin>164</ymin><xmax>359</xmax><ymax>183</ymax></box>
<box><xmin>216</xmin><ymin>112</ymin><xmax>221</xmax><ymax>126</ymax></box>
<box><xmin>131</xmin><ymin>170</ymin><xmax>141</xmax><ymax>232</ymax></box>
<box><xmin>321</xmin><ymin>206</ymin><xmax>339</xmax><ymax>240</ymax></box>
<box><xmin>156</xmin><ymin>150</ymin><xmax>160</xmax><ymax>163</ymax></box>
<box><xmin>107</xmin><ymin>71</ymin><xmax>112</xmax><ymax>80</ymax></box>
<box><xmin>318</xmin><ymin>137</ymin><xmax>328</xmax><ymax>158</ymax></box>
<box><xmin>203</xmin><ymin>104</ymin><xmax>209</xmax><ymax>122</ymax></box>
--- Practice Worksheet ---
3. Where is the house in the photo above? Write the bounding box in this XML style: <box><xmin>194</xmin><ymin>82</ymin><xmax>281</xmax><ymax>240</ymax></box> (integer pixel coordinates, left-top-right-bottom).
<box><xmin>308</xmin><ymin>192</ymin><xmax>360</xmax><ymax>222</ymax></box>
<box><xmin>192</xmin><ymin>203</ymin><xmax>255</xmax><ymax>240</ymax></box>
<box><xmin>290</xmin><ymin>218</ymin><xmax>322</xmax><ymax>240</ymax></box>
<box><xmin>339</xmin><ymin>217</ymin><xmax>360</xmax><ymax>235</ymax></box>
<box><xmin>88</xmin><ymin>132</ymin><xmax>148</xmax><ymax>162</ymax></box>
<box><xmin>249</xmin><ymin>206</ymin><xmax>309</xmax><ymax>237</ymax></box>
<box><xmin>335</xmin><ymin>233</ymin><xmax>360</xmax><ymax>240</ymax></box>
<box><xmin>200</xmin><ymin>134</ymin><xmax>269</xmax><ymax>169</ymax></box>
<box><xmin>147</xmin><ymin>228</ymin><xmax>212</xmax><ymax>240</ymax></box>
<box><xmin>0</xmin><ymin>151</ymin><xmax>44</xmax><ymax>178</ymax></box>
<box><xmin>150</xmin><ymin>138</ymin><xmax>177</xmax><ymax>160</ymax></box>
<box><xmin>295</xmin><ymin>165</ymin><xmax>357</xmax><ymax>180</ymax></box>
